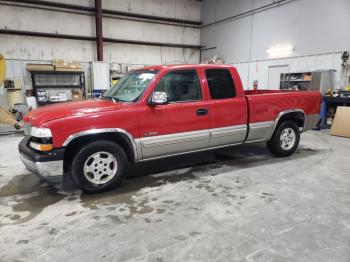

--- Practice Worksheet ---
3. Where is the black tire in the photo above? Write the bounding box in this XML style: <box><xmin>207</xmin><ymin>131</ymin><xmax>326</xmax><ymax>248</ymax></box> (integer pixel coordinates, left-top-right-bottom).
<box><xmin>70</xmin><ymin>140</ymin><xmax>127</xmax><ymax>193</ymax></box>
<box><xmin>267</xmin><ymin>120</ymin><xmax>300</xmax><ymax>157</ymax></box>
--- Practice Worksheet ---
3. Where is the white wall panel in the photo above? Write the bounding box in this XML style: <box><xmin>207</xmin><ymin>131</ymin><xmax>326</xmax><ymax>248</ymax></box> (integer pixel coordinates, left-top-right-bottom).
<box><xmin>104</xmin><ymin>44</ymin><xmax>200</xmax><ymax>65</ymax></box>
<box><xmin>41</xmin><ymin>0</ymin><xmax>201</xmax><ymax>20</ymax></box>
<box><xmin>250</xmin><ymin>0</ymin><xmax>350</xmax><ymax>60</ymax></box>
<box><xmin>201</xmin><ymin>0</ymin><xmax>216</xmax><ymax>25</ymax></box>
<box><xmin>0</xmin><ymin>5</ymin><xmax>95</xmax><ymax>37</ymax></box>
<box><xmin>0</xmin><ymin>35</ymin><xmax>96</xmax><ymax>61</ymax></box>
<box><xmin>103</xmin><ymin>0</ymin><xmax>201</xmax><ymax>21</ymax></box>
<box><xmin>201</xmin><ymin>0</ymin><xmax>350</xmax><ymax>63</ymax></box>
<box><xmin>0</xmin><ymin>33</ymin><xmax>200</xmax><ymax>65</ymax></box>
<box><xmin>103</xmin><ymin>18</ymin><xmax>200</xmax><ymax>45</ymax></box>
<box><xmin>201</xmin><ymin>15</ymin><xmax>252</xmax><ymax>63</ymax></box>
<box><xmin>201</xmin><ymin>0</ymin><xmax>252</xmax><ymax>25</ymax></box>
<box><xmin>233</xmin><ymin>63</ymin><xmax>250</xmax><ymax>89</ymax></box>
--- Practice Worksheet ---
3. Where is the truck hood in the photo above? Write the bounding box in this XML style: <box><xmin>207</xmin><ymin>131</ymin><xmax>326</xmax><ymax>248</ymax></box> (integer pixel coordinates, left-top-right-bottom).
<box><xmin>25</xmin><ymin>99</ymin><xmax>122</xmax><ymax>126</ymax></box>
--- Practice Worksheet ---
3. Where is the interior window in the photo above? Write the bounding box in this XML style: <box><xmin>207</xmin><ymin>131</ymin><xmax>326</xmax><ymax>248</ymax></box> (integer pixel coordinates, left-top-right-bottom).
<box><xmin>154</xmin><ymin>70</ymin><xmax>202</xmax><ymax>103</ymax></box>
<box><xmin>205</xmin><ymin>69</ymin><xmax>236</xmax><ymax>99</ymax></box>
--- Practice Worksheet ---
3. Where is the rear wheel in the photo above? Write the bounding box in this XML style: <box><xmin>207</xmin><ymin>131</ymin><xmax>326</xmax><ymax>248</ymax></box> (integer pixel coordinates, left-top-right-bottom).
<box><xmin>267</xmin><ymin>120</ymin><xmax>300</xmax><ymax>157</ymax></box>
<box><xmin>70</xmin><ymin>140</ymin><xmax>127</xmax><ymax>193</ymax></box>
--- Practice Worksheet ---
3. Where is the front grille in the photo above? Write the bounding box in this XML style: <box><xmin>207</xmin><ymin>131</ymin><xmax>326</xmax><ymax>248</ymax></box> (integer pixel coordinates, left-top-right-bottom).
<box><xmin>24</xmin><ymin>123</ymin><xmax>31</xmax><ymax>136</ymax></box>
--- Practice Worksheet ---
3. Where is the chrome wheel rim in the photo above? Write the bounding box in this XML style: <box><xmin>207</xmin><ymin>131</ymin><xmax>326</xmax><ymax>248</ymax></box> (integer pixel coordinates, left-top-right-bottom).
<box><xmin>83</xmin><ymin>151</ymin><xmax>118</xmax><ymax>185</ymax></box>
<box><xmin>280</xmin><ymin>128</ymin><xmax>296</xmax><ymax>150</ymax></box>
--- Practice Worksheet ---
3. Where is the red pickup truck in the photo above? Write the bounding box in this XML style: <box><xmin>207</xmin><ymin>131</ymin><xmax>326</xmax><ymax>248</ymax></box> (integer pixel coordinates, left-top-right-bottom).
<box><xmin>19</xmin><ymin>64</ymin><xmax>321</xmax><ymax>193</ymax></box>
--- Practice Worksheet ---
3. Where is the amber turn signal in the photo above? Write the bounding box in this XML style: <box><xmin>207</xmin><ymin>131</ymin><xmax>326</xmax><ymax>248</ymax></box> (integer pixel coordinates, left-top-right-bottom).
<box><xmin>29</xmin><ymin>142</ymin><xmax>53</xmax><ymax>151</ymax></box>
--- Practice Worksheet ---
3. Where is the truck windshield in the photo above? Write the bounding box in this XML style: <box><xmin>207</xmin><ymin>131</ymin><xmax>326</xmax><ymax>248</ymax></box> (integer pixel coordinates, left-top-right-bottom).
<box><xmin>103</xmin><ymin>70</ymin><xmax>158</xmax><ymax>102</ymax></box>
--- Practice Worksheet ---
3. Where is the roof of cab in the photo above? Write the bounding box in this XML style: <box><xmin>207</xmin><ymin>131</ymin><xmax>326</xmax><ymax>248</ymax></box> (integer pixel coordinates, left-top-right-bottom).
<box><xmin>139</xmin><ymin>64</ymin><xmax>234</xmax><ymax>71</ymax></box>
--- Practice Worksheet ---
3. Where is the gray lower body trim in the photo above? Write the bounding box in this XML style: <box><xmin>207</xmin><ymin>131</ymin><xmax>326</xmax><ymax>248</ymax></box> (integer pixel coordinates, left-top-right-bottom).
<box><xmin>139</xmin><ymin>142</ymin><xmax>242</xmax><ymax>162</ymax></box>
<box><xmin>139</xmin><ymin>125</ymin><xmax>249</xmax><ymax>161</ymax></box>
<box><xmin>20</xmin><ymin>154</ymin><xmax>63</xmax><ymax>178</ymax></box>
<box><xmin>246</xmin><ymin>121</ymin><xmax>274</xmax><ymax>142</ymax></box>
<box><xmin>304</xmin><ymin>114</ymin><xmax>320</xmax><ymax>132</ymax></box>
<box><xmin>140</xmin><ymin>129</ymin><xmax>210</xmax><ymax>160</ymax></box>
<box><xmin>210</xmin><ymin>125</ymin><xmax>247</xmax><ymax>147</ymax></box>
<box><xmin>138</xmin><ymin>123</ymin><xmax>272</xmax><ymax>161</ymax></box>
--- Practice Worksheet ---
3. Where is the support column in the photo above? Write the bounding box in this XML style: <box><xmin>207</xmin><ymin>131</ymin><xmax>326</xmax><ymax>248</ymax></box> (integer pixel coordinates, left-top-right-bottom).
<box><xmin>95</xmin><ymin>0</ymin><xmax>103</xmax><ymax>61</ymax></box>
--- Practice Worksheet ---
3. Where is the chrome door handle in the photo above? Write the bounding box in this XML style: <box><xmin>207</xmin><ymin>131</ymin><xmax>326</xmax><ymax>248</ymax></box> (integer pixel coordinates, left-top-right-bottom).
<box><xmin>197</xmin><ymin>108</ymin><xmax>208</xmax><ymax>116</ymax></box>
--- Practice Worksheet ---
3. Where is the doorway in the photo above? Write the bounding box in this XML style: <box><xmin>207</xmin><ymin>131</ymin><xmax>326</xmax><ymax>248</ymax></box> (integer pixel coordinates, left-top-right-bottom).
<box><xmin>268</xmin><ymin>65</ymin><xmax>289</xmax><ymax>90</ymax></box>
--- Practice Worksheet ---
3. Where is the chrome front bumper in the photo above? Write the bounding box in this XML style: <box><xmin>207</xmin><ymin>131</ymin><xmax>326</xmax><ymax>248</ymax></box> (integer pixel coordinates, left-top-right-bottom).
<box><xmin>20</xmin><ymin>154</ymin><xmax>63</xmax><ymax>178</ymax></box>
<box><xmin>18</xmin><ymin>136</ymin><xmax>65</xmax><ymax>179</ymax></box>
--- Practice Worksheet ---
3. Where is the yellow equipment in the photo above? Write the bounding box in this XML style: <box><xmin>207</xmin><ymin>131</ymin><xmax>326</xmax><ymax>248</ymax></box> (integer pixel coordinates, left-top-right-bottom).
<box><xmin>0</xmin><ymin>54</ymin><xmax>5</xmax><ymax>86</ymax></box>
<box><xmin>0</xmin><ymin>107</ymin><xmax>18</xmax><ymax>128</ymax></box>
<box><xmin>0</xmin><ymin>55</ymin><xmax>21</xmax><ymax>130</ymax></box>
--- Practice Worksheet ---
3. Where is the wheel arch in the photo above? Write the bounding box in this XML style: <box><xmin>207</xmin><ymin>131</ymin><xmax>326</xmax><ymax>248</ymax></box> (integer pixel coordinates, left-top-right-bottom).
<box><xmin>63</xmin><ymin>129</ymin><xmax>139</xmax><ymax>172</ymax></box>
<box><xmin>269</xmin><ymin>109</ymin><xmax>305</xmax><ymax>140</ymax></box>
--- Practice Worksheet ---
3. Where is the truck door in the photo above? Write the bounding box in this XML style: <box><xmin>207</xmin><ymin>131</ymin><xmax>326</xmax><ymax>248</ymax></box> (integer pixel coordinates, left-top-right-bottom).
<box><xmin>138</xmin><ymin>69</ymin><xmax>210</xmax><ymax>160</ymax></box>
<box><xmin>203</xmin><ymin>68</ymin><xmax>248</xmax><ymax>147</ymax></box>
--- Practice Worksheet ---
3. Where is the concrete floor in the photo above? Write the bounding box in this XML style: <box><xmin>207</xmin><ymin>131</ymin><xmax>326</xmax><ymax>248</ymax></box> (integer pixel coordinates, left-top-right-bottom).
<box><xmin>0</xmin><ymin>131</ymin><xmax>350</xmax><ymax>262</ymax></box>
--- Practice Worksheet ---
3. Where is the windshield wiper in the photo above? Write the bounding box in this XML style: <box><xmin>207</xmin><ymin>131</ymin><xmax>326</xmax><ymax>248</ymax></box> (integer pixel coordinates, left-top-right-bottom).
<box><xmin>101</xmin><ymin>96</ymin><xmax>127</xmax><ymax>103</ymax></box>
<box><xmin>114</xmin><ymin>97</ymin><xmax>127</xmax><ymax>102</ymax></box>
<box><xmin>100</xmin><ymin>95</ymin><xmax>116</xmax><ymax>102</ymax></box>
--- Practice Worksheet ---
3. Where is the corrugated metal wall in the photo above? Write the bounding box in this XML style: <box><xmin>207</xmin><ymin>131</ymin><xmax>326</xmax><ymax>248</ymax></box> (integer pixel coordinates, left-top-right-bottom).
<box><xmin>0</xmin><ymin>0</ymin><xmax>202</xmax><ymax>108</ymax></box>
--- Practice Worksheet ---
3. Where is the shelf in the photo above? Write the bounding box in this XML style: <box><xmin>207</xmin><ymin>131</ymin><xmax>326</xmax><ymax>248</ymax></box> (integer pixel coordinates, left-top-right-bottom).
<box><xmin>281</xmin><ymin>80</ymin><xmax>311</xmax><ymax>82</ymax></box>
<box><xmin>281</xmin><ymin>72</ymin><xmax>312</xmax><ymax>75</ymax></box>
<box><xmin>31</xmin><ymin>71</ymin><xmax>83</xmax><ymax>74</ymax></box>
<box><xmin>325</xmin><ymin>96</ymin><xmax>350</xmax><ymax>103</ymax></box>
<box><xmin>31</xmin><ymin>71</ymin><xmax>86</xmax><ymax>104</ymax></box>
<box><xmin>34</xmin><ymin>85</ymin><xmax>84</xmax><ymax>89</ymax></box>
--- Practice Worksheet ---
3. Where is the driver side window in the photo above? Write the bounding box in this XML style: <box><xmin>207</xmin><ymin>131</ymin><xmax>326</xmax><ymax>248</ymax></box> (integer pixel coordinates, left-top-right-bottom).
<box><xmin>154</xmin><ymin>70</ymin><xmax>202</xmax><ymax>103</ymax></box>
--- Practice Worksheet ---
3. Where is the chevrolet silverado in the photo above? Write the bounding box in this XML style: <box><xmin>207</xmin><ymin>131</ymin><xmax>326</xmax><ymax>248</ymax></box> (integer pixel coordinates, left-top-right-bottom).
<box><xmin>19</xmin><ymin>64</ymin><xmax>321</xmax><ymax>193</ymax></box>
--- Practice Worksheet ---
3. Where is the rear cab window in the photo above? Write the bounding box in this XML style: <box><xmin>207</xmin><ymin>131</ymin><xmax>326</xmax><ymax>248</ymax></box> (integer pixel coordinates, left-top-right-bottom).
<box><xmin>205</xmin><ymin>69</ymin><xmax>236</xmax><ymax>99</ymax></box>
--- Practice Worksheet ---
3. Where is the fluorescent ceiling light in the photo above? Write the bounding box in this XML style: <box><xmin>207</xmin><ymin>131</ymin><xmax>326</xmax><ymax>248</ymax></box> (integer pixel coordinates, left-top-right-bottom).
<box><xmin>267</xmin><ymin>44</ymin><xmax>294</xmax><ymax>58</ymax></box>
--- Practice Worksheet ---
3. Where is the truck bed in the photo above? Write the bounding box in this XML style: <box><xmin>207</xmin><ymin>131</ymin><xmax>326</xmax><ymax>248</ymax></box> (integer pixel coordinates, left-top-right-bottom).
<box><xmin>245</xmin><ymin>90</ymin><xmax>321</xmax><ymax>123</ymax></box>
<box><xmin>243</xmin><ymin>89</ymin><xmax>321</xmax><ymax>143</ymax></box>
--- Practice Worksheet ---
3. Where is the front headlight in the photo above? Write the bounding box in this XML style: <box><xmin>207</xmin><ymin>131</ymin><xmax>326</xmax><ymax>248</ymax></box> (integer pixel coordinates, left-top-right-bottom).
<box><xmin>29</xmin><ymin>127</ymin><xmax>53</xmax><ymax>151</ymax></box>
<box><xmin>30</xmin><ymin>127</ymin><xmax>52</xmax><ymax>138</ymax></box>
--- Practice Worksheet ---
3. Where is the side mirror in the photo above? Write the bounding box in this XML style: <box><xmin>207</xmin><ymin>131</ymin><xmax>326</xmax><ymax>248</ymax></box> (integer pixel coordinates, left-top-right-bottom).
<box><xmin>149</xmin><ymin>92</ymin><xmax>169</xmax><ymax>105</ymax></box>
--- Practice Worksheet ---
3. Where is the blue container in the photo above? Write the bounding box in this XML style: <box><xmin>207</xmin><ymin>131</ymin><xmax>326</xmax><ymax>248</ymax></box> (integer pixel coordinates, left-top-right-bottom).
<box><xmin>319</xmin><ymin>97</ymin><xmax>327</xmax><ymax>128</ymax></box>
<box><xmin>92</xmin><ymin>90</ymin><xmax>103</xmax><ymax>98</ymax></box>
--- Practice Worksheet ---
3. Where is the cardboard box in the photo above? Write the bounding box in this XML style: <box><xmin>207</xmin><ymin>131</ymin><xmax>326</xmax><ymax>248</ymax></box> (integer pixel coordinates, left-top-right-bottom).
<box><xmin>55</xmin><ymin>68</ymin><xmax>83</xmax><ymax>72</ymax></box>
<box><xmin>304</xmin><ymin>75</ymin><xmax>312</xmax><ymax>81</ymax></box>
<box><xmin>330</xmin><ymin>106</ymin><xmax>350</xmax><ymax>138</ymax></box>
<box><xmin>53</xmin><ymin>59</ymin><xmax>82</xmax><ymax>70</ymax></box>
<box><xmin>26</xmin><ymin>64</ymin><xmax>54</xmax><ymax>71</ymax></box>
<box><xmin>71</xmin><ymin>89</ymin><xmax>84</xmax><ymax>101</ymax></box>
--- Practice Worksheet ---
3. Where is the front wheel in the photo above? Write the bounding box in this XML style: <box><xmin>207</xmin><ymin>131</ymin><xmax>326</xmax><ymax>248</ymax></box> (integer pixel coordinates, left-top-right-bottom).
<box><xmin>70</xmin><ymin>140</ymin><xmax>127</xmax><ymax>193</ymax></box>
<box><xmin>267</xmin><ymin>120</ymin><xmax>300</xmax><ymax>157</ymax></box>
